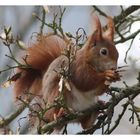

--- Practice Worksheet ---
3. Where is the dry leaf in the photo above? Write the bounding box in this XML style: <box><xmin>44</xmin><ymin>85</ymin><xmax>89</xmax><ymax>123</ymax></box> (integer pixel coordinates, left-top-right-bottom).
<box><xmin>64</xmin><ymin>80</ymin><xmax>71</xmax><ymax>91</ymax></box>
<box><xmin>58</xmin><ymin>77</ymin><xmax>64</xmax><ymax>92</ymax></box>
<box><xmin>0</xmin><ymin>32</ymin><xmax>6</xmax><ymax>39</ymax></box>
<box><xmin>1</xmin><ymin>80</ymin><xmax>13</xmax><ymax>88</ymax></box>
<box><xmin>17</xmin><ymin>40</ymin><xmax>26</xmax><ymax>50</ymax></box>
<box><xmin>1</xmin><ymin>73</ymin><xmax>22</xmax><ymax>88</ymax></box>
<box><xmin>43</xmin><ymin>6</ymin><xmax>50</xmax><ymax>13</ymax></box>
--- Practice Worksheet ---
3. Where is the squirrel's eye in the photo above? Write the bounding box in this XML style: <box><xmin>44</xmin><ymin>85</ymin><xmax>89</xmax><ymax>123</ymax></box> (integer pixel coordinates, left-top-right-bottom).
<box><xmin>100</xmin><ymin>48</ymin><xmax>108</xmax><ymax>56</ymax></box>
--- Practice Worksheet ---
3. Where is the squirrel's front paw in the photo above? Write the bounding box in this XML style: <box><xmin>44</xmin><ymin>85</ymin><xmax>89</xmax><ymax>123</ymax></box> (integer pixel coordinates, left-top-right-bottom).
<box><xmin>104</xmin><ymin>70</ymin><xmax>121</xmax><ymax>85</ymax></box>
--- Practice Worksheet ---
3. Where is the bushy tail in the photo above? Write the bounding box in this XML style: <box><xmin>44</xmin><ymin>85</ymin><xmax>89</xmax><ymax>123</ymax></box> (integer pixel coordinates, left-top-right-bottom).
<box><xmin>14</xmin><ymin>35</ymin><xmax>66</xmax><ymax>98</ymax></box>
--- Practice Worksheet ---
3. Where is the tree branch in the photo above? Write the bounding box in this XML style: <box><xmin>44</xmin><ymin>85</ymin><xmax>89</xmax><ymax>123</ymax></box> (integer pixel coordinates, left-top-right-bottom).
<box><xmin>115</xmin><ymin>29</ymin><xmax>140</xmax><ymax>44</ymax></box>
<box><xmin>0</xmin><ymin>104</ymin><xmax>26</xmax><ymax>128</ymax></box>
<box><xmin>93</xmin><ymin>6</ymin><xmax>108</xmax><ymax>17</ymax></box>
<box><xmin>114</xmin><ymin>6</ymin><xmax>140</xmax><ymax>25</ymax></box>
<box><xmin>40</xmin><ymin>82</ymin><xmax>140</xmax><ymax>134</ymax></box>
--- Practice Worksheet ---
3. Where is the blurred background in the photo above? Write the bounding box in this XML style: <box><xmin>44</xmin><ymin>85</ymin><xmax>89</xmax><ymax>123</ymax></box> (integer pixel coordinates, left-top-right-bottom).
<box><xmin>0</xmin><ymin>6</ymin><xmax>140</xmax><ymax>134</ymax></box>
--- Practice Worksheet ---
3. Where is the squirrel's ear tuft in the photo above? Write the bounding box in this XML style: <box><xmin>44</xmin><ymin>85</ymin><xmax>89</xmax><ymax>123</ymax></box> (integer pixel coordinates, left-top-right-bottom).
<box><xmin>85</xmin><ymin>15</ymin><xmax>102</xmax><ymax>48</ymax></box>
<box><xmin>90</xmin><ymin>15</ymin><xmax>102</xmax><ymax>41</ymax></box>
<box><xmin>84</xmin><ymin>15</ymin><xmax>115</xmax><ymax>49</ymax></box>
<box><xmin>103</xmin><ymin>17</ymin><xmax>115</xmax><ymax>42</ymax></box>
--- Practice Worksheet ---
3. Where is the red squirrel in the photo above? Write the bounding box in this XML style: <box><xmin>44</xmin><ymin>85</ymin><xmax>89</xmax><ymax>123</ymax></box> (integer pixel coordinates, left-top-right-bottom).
<box><xmin>14</xmin><ymin>16</ymin><xmax>120</xmax><ymax>130</ymax></box>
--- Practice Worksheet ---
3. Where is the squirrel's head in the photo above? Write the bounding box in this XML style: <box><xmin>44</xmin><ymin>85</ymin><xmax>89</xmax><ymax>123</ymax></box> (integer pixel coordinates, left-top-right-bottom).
<box><xmin>83</xmin><ymin>15</ymin><xmax>119</xmax><ymax>72</ymax></box>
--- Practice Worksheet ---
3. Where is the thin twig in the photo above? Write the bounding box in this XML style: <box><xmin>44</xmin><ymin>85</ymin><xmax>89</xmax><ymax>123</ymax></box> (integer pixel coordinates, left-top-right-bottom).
<box><xmin>124</xmin><ymin>38</ymin><xmax>135</xmax><ymax>64</ymax></box>
<box><xmin>92</xmin><ymin>6</ymin><xmax>108</xmax><ymax>17</ymax></box>
<box><xmin>105</xmin><ymin>93</ymin><xmax>139</xmax><ymax>134</ymax></box>
<box><xmin>40</xmin><ymin>8</ymin><xmax>46</xmax><ymax>35</ymax></box>
<box><xmin>115</xmin><ymin>29</ymin><xmax>140</xmax><ymax>44</ymax></box>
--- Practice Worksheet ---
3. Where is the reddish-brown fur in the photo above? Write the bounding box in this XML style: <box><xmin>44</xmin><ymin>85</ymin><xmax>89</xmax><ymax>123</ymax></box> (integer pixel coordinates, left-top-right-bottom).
<box><xmin>14</xmin><ymin>35</ymin><xmax>66</xmax><ymax>97</ymax></box>
<box><xmin>14</xmin><ymin>16</ymin><xmax>120</xmax><ymax>131</ymax></box>
<box><xmin>27</xmin><ymin>35</ymin><xmax>66</xmax><ymax>71</ymax></box>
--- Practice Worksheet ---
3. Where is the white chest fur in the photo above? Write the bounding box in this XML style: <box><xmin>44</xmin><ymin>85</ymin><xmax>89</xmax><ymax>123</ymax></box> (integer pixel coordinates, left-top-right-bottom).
<box><xmin>67</xmin><ymin>83</ymin><xmax>98</xmax><ymax>111</ymax></box>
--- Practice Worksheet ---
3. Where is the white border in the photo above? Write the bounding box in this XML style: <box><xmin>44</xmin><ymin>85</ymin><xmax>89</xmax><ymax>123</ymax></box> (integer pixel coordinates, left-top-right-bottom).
<box><xmin>0</xmin><ymin>0</ymin><xmax>140</xmax><ymax>5</ymax></box>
